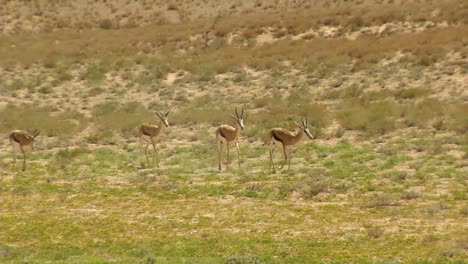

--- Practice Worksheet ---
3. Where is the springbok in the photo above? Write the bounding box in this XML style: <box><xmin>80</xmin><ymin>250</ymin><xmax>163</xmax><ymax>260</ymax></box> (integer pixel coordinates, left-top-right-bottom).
<box><xmin>138</xmin><ymin>110</ymin><xmax>170</xmax><ymax>167</ymax></box>
<box><xmin>9</xmin><ymin>129</ymin><xmax>40</xmax><ymax>171</ymax></box>
<box><xmin>266</xmin><ymin>117</ymin><xmax>313</xmax><ymax>173</ymax></box>
<box><xmin>215</xmin><ymin>107</ymin><xmax>245</xmax><ymax>171</ymax></box>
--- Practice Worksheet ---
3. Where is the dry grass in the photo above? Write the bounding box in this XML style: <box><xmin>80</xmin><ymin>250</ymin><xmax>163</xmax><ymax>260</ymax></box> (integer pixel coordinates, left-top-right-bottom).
<box><xmin>1</xmin><ymin>12</ymin><xmax>466</xmax><ymax>71</ymax></box>
<box><xmin>337</xmin><ymin>99</ymin><xmax>399</xmax><ymax>135</ymax></box>
<box><xmin>2</xmin><ymin>0</ymin><xmax>467</xmax><ymax>34</ymax></box>
<box><xmin>0</xmin><ymin>1</ymin><xmax>467</xmax><ymax>262</ymax></box>
<box><xmin>91</xmin><ymin>102</ymin><xmax>152</xmax><ymax>135</ymax></box>
<box><xmin>0</xmin><ymin>103</ymin><xmax>87</xmax><ymax>137</ymax></box>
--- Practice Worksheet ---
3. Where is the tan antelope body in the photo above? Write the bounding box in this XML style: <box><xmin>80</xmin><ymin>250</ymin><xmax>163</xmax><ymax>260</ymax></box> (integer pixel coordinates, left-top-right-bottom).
<box><xmin>267</xmin><ymin>118</ymin><xmax>313</xmax><ymax>172</ymax></box>
<box><xmin>216</xmin><ymin>108</ymin><xmax>245</xmax><ymax>171</ymax></box>
<box><xmin>139</xmin><ymin>110</ymin><xmax>170</xmax><ymax>167</ymax></box>
<box><xmin>9</xmin><ymin>129</ymin><xmax>40</xmax><ymax>171</ymax></box>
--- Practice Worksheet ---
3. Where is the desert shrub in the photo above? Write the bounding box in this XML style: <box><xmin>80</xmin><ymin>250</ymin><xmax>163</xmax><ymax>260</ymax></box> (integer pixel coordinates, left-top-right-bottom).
<box><xmin>38</xmin><ymin>86</ymin><xmax>53</xmax><ymax>94</ymax></box>
<box><xmin>187</xmin><ymin>61</ymin><xmax>230</xmax><ymax>82</ymax></box>
<box><xmin>0</xmin><ymin>103</ymin><xmax>87</xmax><ymax>136</ymax></box>
<box><xmin>173</xmin><ymin>105</ymin><xmax>231</xmax><ymax>125</ymax></box>
<box><xmin>81</xmin><ymin>63</ymin><xmax>108</xmax><ymax>84</ymax></box>
<box><xmin>401</xmin><ymin>98</ymin><xmax>446</xmax><ymax>129</ymax></box>
<box><xmin>394</xmin><ymin>87</ymin><xmax>431</xmax><ymax>100</ymax></box>
<box><xmin>4</xmin><ymin>79</ymin><xmax>25</xmax><ymax>91</ymax></box>
<box><xmin>447</xmin><ymin>102</ymin><xmax>468</xmax><ymax>133</ymax></box>
<box><xmin>225</xmin><ymin>255</ymin><xmax>260</xmax><ymax>264</ymax></box>
<box><xmin>295</xmin><ymin>174</ymin><xmax>329</xmax><ymax>199</ymax></box>
<box><xmin>56</xmin><ymin>69</ymin><xmax>73</xmax><ymax>82</ymax></box>
<box><xmin>401</xmin><ymin>190</ymin><xmax>420</xmax><ymax>200</ymax></box>
<box><xmin>87</xmin><ymin>87</ymin><xmax>105</xmax><ymax>97</ymax></box>
<box><xmin>363</xmin><ymin>192</ymin><xmax>399</xmax><ymax>208</ymax></box>
<box><xmin>85</xmin><ymin>131</ymin><xmax>118</xmax><ymax>145</ymax></box>
<box><xmin>99</xmin><ymin>19</ymin><xmax>114</xmax><ymax>30</ymax></box>
<box><xmin>49</xmin><ymin>148</ymin><xmax>89</xmax><ymax>171</ymax></box>
<box><xmin>365</xmin><ymin>226</ymin><xmax>385</xmax><ymax>239</ymax></box>
<box><xmin>336</xmin><ymin>99</ymin><xmax>399</xmax><ymax>135</ymax></box>
<box><xmin>91</xmin><ymin>101</ymin><xmax>152</xmax><ymax>135</ymax></box>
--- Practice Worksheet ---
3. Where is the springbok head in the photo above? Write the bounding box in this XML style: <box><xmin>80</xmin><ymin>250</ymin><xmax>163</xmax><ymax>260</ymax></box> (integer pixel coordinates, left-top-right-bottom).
<box><xmin>295</xmin><ymin>117</ymin><xmax>313</xmax><ymax>140</ymax></box>
<box><xmin>156</xmin><ymin>110</ymin><xmax>170</xmax><ymax>127</ymax></box>
<box><xmin>231</xmin><ymin>107</ymin><xmax>245</xmax><ymax>130</ymax></box>
<box><xmin>27</xmin><ymin>129</ymin><xmax>40</xmax><ymax>149</ymax></box>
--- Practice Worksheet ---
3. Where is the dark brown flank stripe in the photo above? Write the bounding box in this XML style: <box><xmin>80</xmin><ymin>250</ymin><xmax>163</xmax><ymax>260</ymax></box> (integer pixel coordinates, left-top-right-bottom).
<box><xmin>272</xmin><ymin>131</ymin><xmax>283</xmax><ymax>143</ymax></box>
<box><xmin>219</xmin><ymin>129</ymin><xmax>226</xmax><ymax>139</ymax></box>
<box><xmin>11</xmin><ymin>134</ymin><xmax>21</xmax><ymax>144</ymax></box>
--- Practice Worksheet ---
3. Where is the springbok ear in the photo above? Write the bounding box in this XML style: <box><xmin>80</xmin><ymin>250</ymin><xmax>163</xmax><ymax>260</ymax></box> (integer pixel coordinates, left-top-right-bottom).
<box><xmin>165</xmin><ymin>111</ymin><xmax>170</xmax><ymax>117</ymax></box>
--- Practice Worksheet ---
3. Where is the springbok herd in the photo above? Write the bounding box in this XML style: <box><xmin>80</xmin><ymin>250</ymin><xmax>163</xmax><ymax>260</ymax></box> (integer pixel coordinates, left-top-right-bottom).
<box><xmin>9</xmin><ymin>108</ymin><xmax>314</xmax><ymax>172</ymax></box>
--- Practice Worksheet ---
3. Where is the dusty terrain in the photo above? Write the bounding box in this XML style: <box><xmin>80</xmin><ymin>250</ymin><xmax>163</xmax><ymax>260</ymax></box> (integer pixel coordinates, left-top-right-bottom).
<box><xmin>0</xmin><ymin>0</ymin><xmax>467</xmax><ymax>263</ymax></box>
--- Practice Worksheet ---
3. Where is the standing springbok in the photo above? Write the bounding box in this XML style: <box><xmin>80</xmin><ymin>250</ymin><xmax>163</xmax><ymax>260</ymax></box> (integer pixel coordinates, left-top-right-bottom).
<box><xmin>138</xmin><ymin>110</ymin><xmax>170</xmax><ymax>167</ymax></box>
<box><xmin>267</xmin><ymin>117</ymin><xmax>313</xmax><ymax>173</ymax></box>
<box><xmin>9</xmin><ymin>129</ymin><xmax>40</xmax><ymax>171</ymax></box>
<box><xmin>215</xmin><ymin>107</ymin><xmax>245</xmax><ymax>171</ymax></box>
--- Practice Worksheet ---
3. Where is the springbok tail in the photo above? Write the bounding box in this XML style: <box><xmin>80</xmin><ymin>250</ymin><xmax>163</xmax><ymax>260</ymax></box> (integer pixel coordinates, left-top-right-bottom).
<box><xmin>264</xmin><ymin>129</ymin><xmax>274</xmax><ymax>146</ymax></box>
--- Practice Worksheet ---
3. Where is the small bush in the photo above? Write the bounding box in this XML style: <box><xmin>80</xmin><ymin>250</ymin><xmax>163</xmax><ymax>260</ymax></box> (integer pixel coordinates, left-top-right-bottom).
<box><xmin>86</xmin><ymin>131</ymin><xmax>118</xmax><ymax>145</ymax></box>
<box><xmin>402</xmin><ymin>98</ymin><xmax>446</xmax><ymax>129</ymax></box>
<box><xmin>295</xmin><ymin>174</ymin><xmax>329</xmax><ymax>199</ymax></box>
<box><xmin>0</xmin><ymin>103</ymin><xmax>87</xmax><ymax>136</ymax></box>
<box><xmin>50</xmin><ymin>148</ymin><xmax>89</xmax><ymax>171</ymax></box>
<box><xmin>363</xmin><ymin>193</ymin><xmax>398</xmax><ymax>208</ymax></box>
<box><xmin>57</xmin><ymin>69</ymin><xmax>73</xmax><ymax>82</ymax></box>
<box><xmin>225</xmin><ymin>255</ymin><xmax>260</xmax><ymax>264</ymax></box>
<box><xmin>447</xmin><ymin>102</ymin><xmax>468</xmax><ymax>133</ymax></box>
<box><xmin>401</xmin><ymin>190</ymin><xmax>420</xmax><ymax>200</ymax></box>
<box><xmin>337</xmin><ymin>99</ymin><xmax>399</xmax><ymax>135</ymax></box>
<box><xmin>81</xmin><ymin>63</ymin><xmax>107</xmax><ymax>84</ymax></box>
<box><xmin>88</xmin><ymin>87</ymin><xmax>105</xmax><ymax>97</ymax></box>
<box><xmin>99</xmin><ymin>19</ymin><xmax>114</xmax><ymax>30</ymax></box>
<box><xmin>5</xmin><ymin>79</ymin><xmax>25</xmax><ymax>91</ymax></box>
<box><xmin>394</xmin><ymin>87</ymin><xmax>431</xmax><ymax>100</ymax></box>
<box><xmin>92</xmin><ymin>101</ymin><xmax>153</xmax><ymax>135</ymax></box>
<box><xmin>38</xmin><ymin>86</ymin><xmax>53</xmax><ymax>94</ymax></box>
<box><xmin>167</xmin><ymin>3</ymin><xmax>178</xmax><ymax>10</ymax></box>
<box><xmin>173</xmin><ymin>105</ymin><xmax>231</xmax><ymax>125</ymax></box>
<box><xmin>365</xmin><ymin>226</ymin><xmax>384</xmax><ymax>239</ymax></box>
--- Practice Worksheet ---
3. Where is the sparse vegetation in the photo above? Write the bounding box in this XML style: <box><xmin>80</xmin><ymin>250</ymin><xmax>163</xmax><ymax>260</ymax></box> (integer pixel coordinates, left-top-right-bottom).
<box><xmin>0</xmin><ymin>103</ymin><xmax>87</xmax><ymax>136</ymax></box>
<box><xmin>91</xmin><ymin>101</ymin><xmax>152</xmax><ymax>135</ymax></box>
<box><xmin>0</xmin><ymin>0</ymin><xmax>466</xmax><ymax>263</ymax></box>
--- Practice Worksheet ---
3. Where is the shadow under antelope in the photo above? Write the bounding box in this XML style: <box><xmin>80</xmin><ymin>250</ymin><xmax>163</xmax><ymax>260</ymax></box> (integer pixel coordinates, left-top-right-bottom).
<box><xmin>215</xmin><ymin>107</ymin><xmax>245</xmax><ymax>171</ymax></box>
<box><xmin>266</xmin><ymin>117</ymin><xmax>314</xmax><ymax>173</ymax></box>
<box><xmin>9</xmin><ymin>129</ymin><xmax>40</xmax><ymax>171</ymax></box>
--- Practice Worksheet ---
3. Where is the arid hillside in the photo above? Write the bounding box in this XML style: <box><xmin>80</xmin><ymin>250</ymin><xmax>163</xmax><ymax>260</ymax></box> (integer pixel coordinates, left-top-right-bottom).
<box><xmin>0</xmin><ymin>0</ymin><xmax>467</xmax><ymax>263</ymax></box>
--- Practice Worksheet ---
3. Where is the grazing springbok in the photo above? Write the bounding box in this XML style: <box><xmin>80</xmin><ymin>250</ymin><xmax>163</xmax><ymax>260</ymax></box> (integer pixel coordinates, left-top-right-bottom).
<box><xmin>215</xmin><ymin>107</ymin><xmax>245</xmax><ymax>171</ymax></box>
<box><xmin>138</xmin><ymin>110</ymin><xmax>170</xmax><ymax>167</ymax></box>
<box><xmin>266</xmin><ymin>117</ymin><xmax>313</xmax><ymax>173</ymax></box>
<box><xmin>9</xmin><ymin>129</ymin><xmax>40</xmax><ymax>171</ymax></box>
